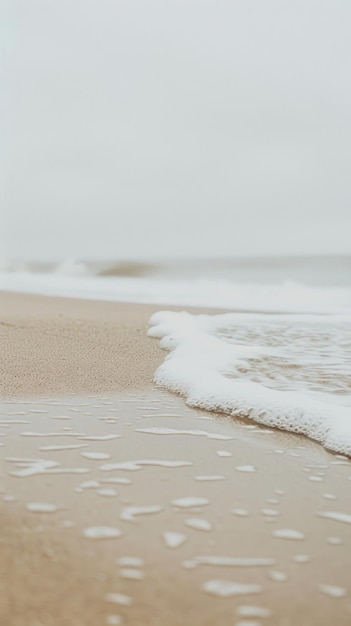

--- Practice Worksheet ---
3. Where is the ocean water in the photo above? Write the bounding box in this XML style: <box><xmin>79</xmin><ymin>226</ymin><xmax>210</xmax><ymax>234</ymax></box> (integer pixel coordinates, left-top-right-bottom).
<box><xmin>1</xmin><ymin>255</ymin><xmax>351</xmax><ymax>313</ymax></box>
<box><xmin>1</xmin><ymin>255</ymin><xmax>351</xmax><ymax>453</ymax></box>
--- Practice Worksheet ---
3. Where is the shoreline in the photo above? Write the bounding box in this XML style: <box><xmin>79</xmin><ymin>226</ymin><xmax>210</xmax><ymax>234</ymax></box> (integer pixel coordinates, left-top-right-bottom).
<box><xmin>1</xmin><ymin>291</ymin><xmax>350</xmax><ymax>625</ymax></box>
<box><xmin>0</xmin><ymin>291</ymin><xmax>228</xmax><ymax>398</ymax></box>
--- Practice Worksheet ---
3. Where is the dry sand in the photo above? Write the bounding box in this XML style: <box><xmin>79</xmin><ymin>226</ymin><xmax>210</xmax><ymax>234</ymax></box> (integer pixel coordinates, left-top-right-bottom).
<box><xmin>0</xmin><ymin>292</ymin><xmax>169</xmax><ymax>397</ymax></box>
<box><xmin>0</xmin><ymin>291</ymin><xmax>350</xmax><ymax>626</ymax></box>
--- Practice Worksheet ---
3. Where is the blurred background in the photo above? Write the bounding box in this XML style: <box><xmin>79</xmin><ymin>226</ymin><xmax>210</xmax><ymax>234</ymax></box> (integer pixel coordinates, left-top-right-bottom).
<box><xmin>2</xmin><ymin>0</ymin><xmax>351</xmax><ymax>264</ymax></box>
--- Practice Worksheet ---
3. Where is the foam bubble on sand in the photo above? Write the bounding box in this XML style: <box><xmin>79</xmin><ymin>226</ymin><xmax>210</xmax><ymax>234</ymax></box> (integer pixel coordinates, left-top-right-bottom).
<box><xmin>120</xmin><ymin>505</ymin><xmax>163</xmax><ymax>523</ymax></box>
<box><xmin>81</xmin><ymin>452</ymin><xmax>111</xmax><ymax>460</ymax></box>
<box><xmin>27</xmin><ymin>502</ymin><xmax>58</xmax><ymax>513</ymax></box>
<box><xmin>273</xmin><ymin>529</ymin><xmax>304</xmax><ymax>540</ymax></box>
<box><xmin>7</xmin><ymin>456</ymin><xmax>90</xmax><ymax>477</ymax></box>
<box><xmin>83</xmin><ymin>526</ymin><xmax>122</xmax><ymax>539</ymax></box>
<box><xmin>232</xmin><ymin>508</ymin><xmax>250</xmax><ymax>517</ymax></box>
<box><xmin>79</xmin><ymin>434</ymin><xmax>121</xmax><ymax>441</ymax></box>
<box><xmin>136</xmin><ymin>427</ymin><xmax>233</xmax><ymax>440</ymax></box>
<box><xmin>118</xmin><ymin>557</ymin><xmax>144</xmax><ymax>567</ymax></box>
<box><xmin>293</xmin><ymin>554</ymin><xmax>310</xmax><ymax>563</ymax></box>
<box><xmin>0</xmin><ymin>420</ymin><xmax>29</xmax><ymax>424</ymax></box>
<box><xmin>194</xmin><ymin>475</ymin><xmax>225</xmax><ymax>481</ymax></box>
<box><xmin>50</xmin><ymin>415</ymin><xmax>73</xmax><ymax>420</ymax></box>
<box><xmin>185</xmin><ymin>518</ymin><xmax>212</xmax><ymax>531</ymax></box>
<box><xmin>7</xmin><ymin>458</ymin><xmax>61</xmax><ymax>477</ymax></box>
<box><xmin>261</xmin><ymin>508</ymin><xmax>280</xmax><ymax>517</ymax></box>
<box><xmin>269</xmin><ymin>570</ymin><xmax>288</xmax><ymax>582</ymax></box>
<box><xmin>148</xmin><ymin>311</ymin><xmax>351</xmax><ymax>455</ymax></box>
<box><xmin>105</xmin><ymin>593</ymin><xmax>132</xmax><ymax>606</ymax></box>
<box><xmin>100</xmin><ymin>459</ymin><xmax>192</xmax><ymax>471</ymax></box>
<box><xmin>195</xmin><ymin>556</ymin><xmax>275</xmax><ymax>567</ymax></box>
<box><xmin>162</xmin><ymin>532</ymin><xmax>187</xmax><ymax>548</ymax></box>
<box><xmin>319</xmin><ymin>584</ymin><xmax>347</xmax><ymax>598</ymax></box>
<box><xmin>202</xmin><ymin>580</ymin><xmax>262</xmax><ymax>597</ymax></box>
<box><xmin>171</xmin><ymin>497</ymin><xmax>209</xmax><ymax>508</ymax></box>
<box><xmin>237</xmin><ymin>605</ymin><xmax>271</xmax><ymax>618</ymax></box>
<box><xmin>101</xmin><ymin>477</ymin><xmax>131</xmax><ymax>485</ymax></box>
<box><xmin>98</xmin><ymin>488</ymin><xmax>117</xmax><ymax>497</ymax></box>
<box><xmin>21</xmin><ymin>432</ymin><xmax>86</xmax><ymax>437</ymax></box>
<box><xmin>119</xmin><ymin>569</ymin><xmax>144</xmax><ymax>580</ymax></box>
<box><xmin>80</xmin><ymin>481</ymin><xmax>100</xmax><ymax>489</ymax></box>
<box><xmin>317</xmin><ymin>511</ymin><xmax>351</xmax><ymax>524</ymax></box>
<box><xmin>39</xmin><ymin>444</ymin><xmax>88</xmax><ymax>451</ymax></box>
<box><xmin>44</xmin><ymin>467</ymin><xmax>90</xmax><ymax>475</ymax></box>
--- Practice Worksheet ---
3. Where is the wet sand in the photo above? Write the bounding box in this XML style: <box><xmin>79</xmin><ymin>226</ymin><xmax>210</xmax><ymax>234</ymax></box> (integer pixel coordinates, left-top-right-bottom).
<box><xmin>1</xmin><ymin>292</ymin><xmax>350</xmax><ymax>625</ymax></box>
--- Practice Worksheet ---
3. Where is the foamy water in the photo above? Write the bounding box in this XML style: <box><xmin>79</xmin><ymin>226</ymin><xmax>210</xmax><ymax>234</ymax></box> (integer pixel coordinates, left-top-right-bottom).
<box><xmin>148</xmin><ymin>311</ymin><xmax>351</xmax><ymax>455</ymax></box>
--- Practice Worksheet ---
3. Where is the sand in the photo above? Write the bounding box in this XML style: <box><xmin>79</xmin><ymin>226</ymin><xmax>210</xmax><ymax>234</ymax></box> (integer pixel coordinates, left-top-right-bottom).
<box><xmin>0</xmin><ymin>292</ymin><xmax>169</xmax><ymax>397</ymax></box>
<box><xmin>1</xmin><ymin>291</ymin><xmax>351</xmax><ymax>626</ymax></box>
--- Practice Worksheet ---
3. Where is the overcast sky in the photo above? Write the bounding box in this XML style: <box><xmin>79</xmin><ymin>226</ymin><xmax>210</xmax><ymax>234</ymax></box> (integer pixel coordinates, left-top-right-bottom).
<box><xmin>2</xmin><ymin>0</ymin><xmax>351</xmax><ymax>261</ymax></box>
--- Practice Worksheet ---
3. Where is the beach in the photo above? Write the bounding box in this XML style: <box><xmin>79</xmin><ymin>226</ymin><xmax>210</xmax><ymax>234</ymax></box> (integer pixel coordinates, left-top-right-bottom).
<box><xmin>1</xmin><ymin>291</ymin><xmax>351</xmax><ymax>626</ymax></box>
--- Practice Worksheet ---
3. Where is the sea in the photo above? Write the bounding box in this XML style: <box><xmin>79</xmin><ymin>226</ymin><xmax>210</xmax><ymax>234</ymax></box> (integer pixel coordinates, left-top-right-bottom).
<box><xmin>1</xmin><ymin>254</ymin><xmax>350</xmax><ymax>454</ymax></box>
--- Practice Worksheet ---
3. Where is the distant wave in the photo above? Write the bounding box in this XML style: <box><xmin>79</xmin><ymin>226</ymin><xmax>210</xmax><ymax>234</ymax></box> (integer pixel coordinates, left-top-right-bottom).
<box><xmin>1</xmin><ymin>271</ymin><xmax>351</xmax><ymax>314</ymax></box>
<box><xmin>2</xmin><ymin>254</ymin><xmax>351</xmax><ymax>285</ymax></box>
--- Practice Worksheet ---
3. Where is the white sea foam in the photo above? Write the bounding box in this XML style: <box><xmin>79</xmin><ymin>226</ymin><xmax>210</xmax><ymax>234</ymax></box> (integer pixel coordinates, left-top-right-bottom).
<box><xmin>100</xmin><ymin>459</ymin><xmax>192</xmax><ymax>472</ymax></box>
<box><xmin>237</xmin><ymin>605</ymin><xmax>271</xmax><ymax>618</ymax></box>
<box><xmin>202</xmin><ymin>580</ymin><xmax>262</xmax><ymax>597</ymax></box>
<box><xmin>6</xmin><ymin>457</ymin><xmax>89</xmax><ymax>477</ymax></box>
<box><xmin>80</xmin><ymin>452</ymin><xmax>111</xmax><ymax>460</ymax></box>
<box><xmin>83</xmin><ymin>526</ymin><xmax>122</xmax><ymax>539</ymax></box>
<box><xmin>148</xmin><ymin>311</ymin><xmax>351</xmax><ymax>455</ymax></box>
<box><xmin>119</xmin><ymin>569</ymin><xmax>144</xmax><ymax>580</ymax></box>
<box><xmin>136</xmin><ymin>427</ymin><xmax>232</xmax><ymax>440</ymax></box>
<box><xmin>97</xmin><ymin>488</ymin><xmax>117</xmax><ymax>497</ymax></box>
<box><xmin>27</xmin><ymin>502</ymin><xmax>58</xmax><ymax>513</ymax></box>
<box><xmin>120</xmin><ymin>505</ymin><xmax>163</xmax><ymax>523</ymax></box>
<box><xmin>319</xmin><ymin>584</ymin><xmax>347</xmax><ymax>598</ymax></box>
<box><xmin>317</xmin><ymin>511</ymin><xmax>351</xmax><ymax>524</ymax></box>
<box><xmin>171</xmin><ymin>497</ymin><xmax>209</xmax><ymax>508</ymax></box>
<box><xmin>272</xmin><ymin>529</ymin><xmax>304</xmax><ymax>540</ymax></box>
<box><xmin>105</xmin><ymin>592</ymin><xmax>133</xmax><ymax>606</ymax></box>
<box><xmin>117</xmin><ymin>557</ymin><xmax>144</xmax><ymax>567</ymax></box>
<box><xmin>185</xmin><ymin>518</ymin><xmax>212</xmax><ymax>532</ymax></box>
<box><xmin>232</xmin><ymin>508</ymin><xmax>249</xmax><ymax>517</ymax></box>
<box><xmin>195</xmin><ymin>556</ymin><xmax>275</xmax><ymax>567</ymax></box>
<box><xmin>162</xmin><ymin>532</ymin><xmax>187</xmax><ymax>548</ymax></box>
<box><xmin>269</xmin><ymin>570</ymin><xmax>288</xmax><ymax>582</ymax></box>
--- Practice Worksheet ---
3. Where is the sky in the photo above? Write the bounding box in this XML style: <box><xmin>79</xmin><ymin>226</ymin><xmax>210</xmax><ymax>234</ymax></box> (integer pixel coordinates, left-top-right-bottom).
<box><xmin>2</xmin><ymin>0</ymin><xmax>351</xmax><ymax>261</ymax></box>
